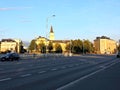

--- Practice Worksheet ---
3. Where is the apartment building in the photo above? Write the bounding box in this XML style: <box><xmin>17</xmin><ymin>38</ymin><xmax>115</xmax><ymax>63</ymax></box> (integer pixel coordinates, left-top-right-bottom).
<box><xmin>94</xmin><ymin>36</ymin><xmax>117</xmax><ymax>54</ymax></box>
<box><xmin>0</xmin><ymin>39</ymin><xmax>22</xmax><ymax>53</ymax></box>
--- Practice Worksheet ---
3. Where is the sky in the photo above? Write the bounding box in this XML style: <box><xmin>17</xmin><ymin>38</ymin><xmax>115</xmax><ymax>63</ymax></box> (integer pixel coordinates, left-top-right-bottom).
<box><xmin>0</xmin><ymin>0</ymin><xmax>120</xmax><ymax>42</ymax></box>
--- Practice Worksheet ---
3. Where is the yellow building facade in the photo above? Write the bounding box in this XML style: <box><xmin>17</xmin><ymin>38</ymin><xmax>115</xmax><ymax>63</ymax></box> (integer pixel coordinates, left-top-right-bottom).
<box><xmin>49</xmin><ymin>26</ymin><xmax>55</xmax><ymax>40</ymax></box>
<box><xmin>52</xmin><ymin>40</ymin><xmax>70</xmax><ymax>52</ymax></box>
<box><xmin>0</xmin><ymin>39</ymin><xmax>22</xmax><ymax>53</ymax></box>
<box><xmin>35</xmin><ymin>26</ymin><xmax>70</xmax><ymax>53</ymax></box>
<box><xmin>94</xmin><ymin>36</ymin><xmax>117</xmax><ymax>54</ymax></box>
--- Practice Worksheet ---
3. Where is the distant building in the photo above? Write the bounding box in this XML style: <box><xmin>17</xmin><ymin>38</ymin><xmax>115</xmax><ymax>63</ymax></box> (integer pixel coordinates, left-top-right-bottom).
<box><xmin>49</xmin><ymin>26</ymin><xmax>55</xmax><ymax>40</ymax></box>
<box><xmin>36</xmin><ymin>36</ymin><xmax>48</xmax><ymax>45</ymax></box>
<box><xmin>35</xmin><ymin>26</ymin><xmax>70</xmax><ymax>53</ymax></box>
<box><xmin>51</xmin><ymin>40</ymin><xmax>70</xmax><ymax>52</ymax></box>
<box><xmin>94</xmin><ymin>36</ymin><xmax>117</xmax><ymax>54</ymax></box>
<box><xmin>0</xmin><ymin>39</ymin><xmax>22</xmax><ymax>53</ymax></box>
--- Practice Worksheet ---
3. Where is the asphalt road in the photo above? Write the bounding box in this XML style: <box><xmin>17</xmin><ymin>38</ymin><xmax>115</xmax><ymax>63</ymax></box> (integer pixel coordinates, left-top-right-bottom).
<box><xmin>0</xmin><ymin>55</ymin><xmax>119</xmax><ymax>90</ymax></box>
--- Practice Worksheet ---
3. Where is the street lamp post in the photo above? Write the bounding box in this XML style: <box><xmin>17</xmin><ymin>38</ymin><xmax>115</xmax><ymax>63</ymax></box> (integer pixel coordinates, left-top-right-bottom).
<box><xmin>46</xmin><ymin>15</ymin><xmax>55</xmax><ymax>53</ymax></box>
<box><xmin>119</xmin><ymin>39</ymin><xmax>120</xmax><ymax>46</ymax></box>
<box><xmin>69</xmin><ymin>39</ymin><xmax>72</xmax><ymax>56</ymax></box>
<box><xmin>83</xmin><ymin>39</ymin><xmax>85</xmax><ymax>55</ymax></box>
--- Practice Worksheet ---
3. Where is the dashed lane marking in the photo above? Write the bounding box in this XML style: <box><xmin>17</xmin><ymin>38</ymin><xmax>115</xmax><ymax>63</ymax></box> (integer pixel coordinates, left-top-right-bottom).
<box><xmin>0</xmin><ymin>78</ymin><xmax>12</xmax><ymax>82</ymax></box>
<box><xmin>99</xmin><ymin>65</ymin><xmax>106</xmax><ymax>69</ymax></box>
<box><xmin>38</xmin><ymin>71</ymin><xmax>46</xmax><ymax>74</ymax></box>
<box><xmin>51</xmin><ymin>68</ymin><xmax>58</xmax><ymax>71</ymax></box>
<box><xmin>68</xmin><ymin>65</ymin><xmax>74</xmax><ymax>68</ymax></box>
<box><xmin>20</xmin><ymin>74</ymin><xmax>32</xmax><ymax>77</ymax></box>
<box><xmin>61</xmin><ymin>66</ymin><xmax>66</xmax><ymax>69</ymax></box>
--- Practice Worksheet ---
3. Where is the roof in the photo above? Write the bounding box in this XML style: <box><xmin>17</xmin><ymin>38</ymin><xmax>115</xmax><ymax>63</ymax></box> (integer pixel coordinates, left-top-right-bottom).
<box><xmin>36</xmin><ymin>36</ymin><xmax>49</xmax><ymax>41</ymax></box>
<box><xmin>96</xmin><ymin>36</ymin><xmax>110</xmax><ymax>39</ymax></box>
<box><xmin>1</xmin><ymin>39</ymin><xmax>16</xmax><ymax>42</ymax></box>
<box><xmin>50</xmin><ymin>40</ymin><xmax>70</xmax><ymax>43</ymax></box>
<box><xmin>50</xmin><ymin>26</ymin><xmax>54</xmax><ymax>33</ymax></box>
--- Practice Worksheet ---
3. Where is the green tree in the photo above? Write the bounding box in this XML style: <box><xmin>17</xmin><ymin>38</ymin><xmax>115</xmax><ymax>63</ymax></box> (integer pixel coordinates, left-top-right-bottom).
<box><xmin>39</xmin><ymin>43</ymin><xmax>46</xmax><ymax>53</ymax></box>
<box><xmin>66</xmin><ymin>39</ymin><xmax>94</xmax><ymax>54</ymax></box>
<box><xmin>55</xmin><ymin>43</ymin><xmax>62</xmax><ymax>53</ymax></box>
<box><xmin>48</xmin><ymin>42</ymin><xmax>53</xmax><ymax>53</ymax></box>
<box><xmin>65</xmin><ymin>40</ymin><xmax>72</xmax><ymax>52</ymax></box>
<box><xmin>72</xmin><ymin>39</ymin><xmax>83</xmax><ymax>53</ymax></box>
<box><xmin>65</xmin><ymin>43</ymin><xmax>70</xmax><ymax>51</ymax></box>
<box><xmin>118</xmin><ymin>44</ymin><xmax>120</xmax><ymax>52</ymax></box>
<box><xmin>83</xmin><ymin>40</ymin><xmax>94</xmax><ymax>54</ymax></box>
<box><xmin>29</xmin><ymin>39</ymin><xmax>36</xmax><ymax>51</ymax></box>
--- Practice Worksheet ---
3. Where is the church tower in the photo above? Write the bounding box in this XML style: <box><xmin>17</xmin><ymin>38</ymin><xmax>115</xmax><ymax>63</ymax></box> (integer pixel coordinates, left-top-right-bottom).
<box><xmin>49</xmin><ymin>26</ymin><xmax>55</xmax><ymax>40</ymax></box>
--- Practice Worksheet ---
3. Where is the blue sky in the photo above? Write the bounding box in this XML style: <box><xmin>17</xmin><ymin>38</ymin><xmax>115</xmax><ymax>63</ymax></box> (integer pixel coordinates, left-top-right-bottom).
<box><xmin>0</xmin><ymin>0</ymin><xmax>120</xmax><ymax>42</ymax></box>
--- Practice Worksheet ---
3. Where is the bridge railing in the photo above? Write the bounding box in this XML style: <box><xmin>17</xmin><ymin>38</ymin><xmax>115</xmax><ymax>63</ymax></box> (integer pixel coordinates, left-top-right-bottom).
<box><xmin>19</xmin><ymin>53</ymin><xmax>65</xmax><ymax>60</ymax></box>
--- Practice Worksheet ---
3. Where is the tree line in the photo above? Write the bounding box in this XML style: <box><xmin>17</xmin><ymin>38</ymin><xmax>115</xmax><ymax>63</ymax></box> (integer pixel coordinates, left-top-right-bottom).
<box><xmin>29</xmin><ymin>39</ymin><xmax>94</xmax><ymax>54</ymax></box>
<box><xmin>65</xmin><ymin>39</ymin><xmax>94</xmax><ymax>54</ymax></box>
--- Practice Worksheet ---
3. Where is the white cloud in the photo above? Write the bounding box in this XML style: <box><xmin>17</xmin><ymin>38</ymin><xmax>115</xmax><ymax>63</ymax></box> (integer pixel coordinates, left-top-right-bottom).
<box><xmin>0</xmin><ymin>7</ymin><xmax>32</xmax><ymax>11</ymax></box>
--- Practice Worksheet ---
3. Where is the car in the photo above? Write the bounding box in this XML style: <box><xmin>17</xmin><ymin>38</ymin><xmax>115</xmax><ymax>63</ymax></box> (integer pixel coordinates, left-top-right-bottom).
<box><xmin>0</xmin><ymin>53</ymin><xmax>20</xmax><ymax>61</ymax></box>
<box><xmin>117</xmin><ymin>52</ymin><xmax>120</xmax><ymax>58</ymax></box>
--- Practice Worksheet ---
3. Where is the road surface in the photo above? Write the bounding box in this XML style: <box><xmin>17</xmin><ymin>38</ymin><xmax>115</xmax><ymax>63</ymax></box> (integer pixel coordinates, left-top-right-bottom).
<box><xmin>0</xmin><ymin>55</ymin><xmax>119</xmax><ymax>90</ymax></box>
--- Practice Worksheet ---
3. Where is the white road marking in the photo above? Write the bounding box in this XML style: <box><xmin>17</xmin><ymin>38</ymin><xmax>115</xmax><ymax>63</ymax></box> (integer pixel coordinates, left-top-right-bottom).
<box><xmin>99</xmin><ymin>65</ymin><xmax>106</xmax><ymax>69</ymax></box>
<box><xmin>61</xmin><ymin>66</ymin><xmax>66</xmax><ymax>69</ymax></box>
<box><xmin>29</xmin><ymin>65</ymin><xmax>33</xmax><ymax>67</ymax></box>
<box><xmin>75</xmin><ymin>64</ymin><xmax>79</xmax><ymax>66</ymax></box>
<box><xmin>56</xmin><ymin>69</ymin><xmax>104</xmax><ymax>90</ymax></box>
<box><xmin>17</xmin><ymin>68</ymin><xmax>25</xmax><ymax>71</ymax></box>
<box><xmin>38</xmin><ymin>71</ymin><xmax>46</xmax><ymax>74</ymax></box>
<box><xmin>57</xmin><ymin>60</ymin><xmax>119</xmax><ymax>90</ymax></box>
<box><xmin>51</xmin><ymin>68</ymin><xmax>57</xmax><ymax>71</ymax></box>
<box><xmin>68</xmin><ymin>65</ymin><xmax>74</xmax><ymax>68</ymax></box>
<box><xmin>0</xmin><ymin>78</ymin><xmax>12</xmax><ymax>82</ymax></box>
<box><xmin>20</xmin><ymin>74</ymin><xmax>32</xmax><ymax>77</ymax></box>
<box><xmin>16</xmin><ymin>62</ymin><xmax>22</xmax><ymax>64</ymax></box>
<box><xmin>36</xmin><ymin>65</ymin><xmax>48</xmax><ymax>68</ymax></box>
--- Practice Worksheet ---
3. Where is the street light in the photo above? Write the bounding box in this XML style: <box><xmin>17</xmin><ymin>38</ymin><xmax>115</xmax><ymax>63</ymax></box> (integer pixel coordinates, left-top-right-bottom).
<box><xmin>119</xmin><ymin>39</ymin><xmax>120</xmax><ymax>46</ymax></box>
<box><xmin>46</xmin><ymin>15</ymin><xmax>55</xmax><ymax>53</ymax></box>
<box><xmin>69</xmin><ymin>39</ymin><xmax>72</xmax><ymax>56</ymax></box>
<box><xmin>46</xmin><ymin>15</ymin><xmax>56</xmax><ymax>32</ymax></box>
<box><xmin>83</xmin><ymin>39</ymin><xmax>85</xmax><ymax>55</ymax></box>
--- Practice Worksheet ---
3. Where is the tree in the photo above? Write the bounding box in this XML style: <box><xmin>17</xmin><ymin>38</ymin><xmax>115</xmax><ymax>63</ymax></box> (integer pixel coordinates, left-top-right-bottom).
<box><xmin>55</xmin><ymin>43</ymin><xmax>62</xmax><ymax>53</ymax></box>
<box><xmin>118</xmin><ymin>44</ymin><xmax>120</xmax><ymax>52</ymax></box>
<box><xmin>65</xmin><ymin>43</ymin><xmax>70</xmax><ymax>51</ymax></box>
<box><xmin>48</xmin><ymin>41</ymin><xmax>53</xmax><ymax>53</ymax></box>
<box><xmin>20</xmin><ymin>45</ymin><xmax>25</xmax><ymax>53</ymax></box>
<box><xmin>72</xmin><ymin>39</ymin><xmax>83</xmax><ymax>53</ymax></box>
<box><xmin>65</xmin><ymin>39</ymin><xmax>94</xmax><ymax>54</ymax></box>
<box><xmin>83</xmin><ymin>40</ymin><xmax>94</xmax><ymax>54</ymax></box>
<box><xmin>29</xmin><ymin>39</ymin><xmax>36</xmax><ymax>51</ymax></box>
<box><xmin>39</xmin><ymin>43</ymin><xmax>46</xmax><ymax>53</ymax></box>
<box><xmin>65</xmin><ymin>41</ymin><xmax>71</xmax><ymax>52</ymax></box>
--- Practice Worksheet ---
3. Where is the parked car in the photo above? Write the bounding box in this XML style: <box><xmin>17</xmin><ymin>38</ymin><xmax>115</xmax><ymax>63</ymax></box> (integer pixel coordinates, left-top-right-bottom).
<box><xmin>0</xmin><ymin>53</ymin><xmax>20</xmax><ymax>61</ymax></box>
<box><xmin>117</xmin><ymin>52</ymin><xmax>120</xmax><ymax>58</ymax></box>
